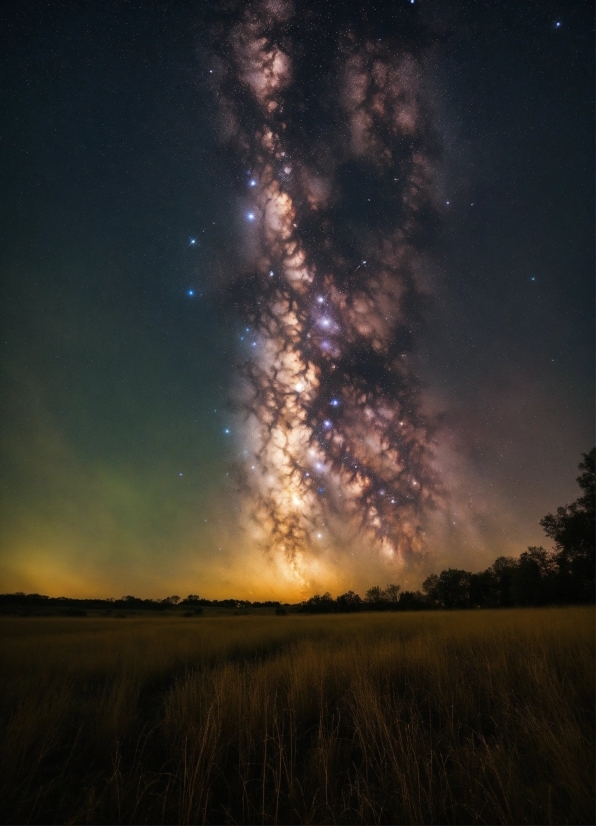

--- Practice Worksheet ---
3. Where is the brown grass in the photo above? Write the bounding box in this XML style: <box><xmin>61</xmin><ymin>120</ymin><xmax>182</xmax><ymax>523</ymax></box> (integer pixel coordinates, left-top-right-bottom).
<box><xmin>0</xmin><ymin>607</ymin><xmax>593</xmax><ymax>824</ymax></box>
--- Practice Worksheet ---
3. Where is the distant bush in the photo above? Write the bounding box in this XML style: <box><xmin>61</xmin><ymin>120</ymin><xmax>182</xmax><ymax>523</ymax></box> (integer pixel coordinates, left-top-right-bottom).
<box><xmin>183</xmin><ymin>611</ymin><xmax>193</xmax><ymax>617</ymax></box>
<box><xmin>275</xmin><ymin>606</ymin><xmax>288</xmax><ymax>615</ymax></box>
<box><xmin>193</xmin><ymin>607</ymin><xmax>204</xmax><ymax>616</ymax></box>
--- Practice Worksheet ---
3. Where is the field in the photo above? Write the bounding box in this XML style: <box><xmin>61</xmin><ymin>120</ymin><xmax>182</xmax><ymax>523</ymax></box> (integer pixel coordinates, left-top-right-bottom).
<box><xmin>0</xmin><ymin>608</ymin><xmax>593</xmax><ymax>825</ymax></box>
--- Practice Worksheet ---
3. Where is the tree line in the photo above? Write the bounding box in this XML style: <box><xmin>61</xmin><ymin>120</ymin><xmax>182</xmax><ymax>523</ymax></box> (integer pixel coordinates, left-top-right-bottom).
<box><xmin>299</xmin><ymin>449</ymin><xmax>594</xmax><ymax>613</ymax></box>
<box><xmin>1</xmin><ymin>449</ymin><xmax>593</xmax><ymax>615</ymax></box>
<box><xmin>0</xmin><ymin>593</ymin><xmax>282</xmax><ymax>615</ymax></box>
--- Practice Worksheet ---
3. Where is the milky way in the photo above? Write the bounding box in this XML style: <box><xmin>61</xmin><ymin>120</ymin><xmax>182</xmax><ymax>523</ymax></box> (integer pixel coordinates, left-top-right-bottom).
<box><xmin>211</xmin><ymin>0</ymin><xmax>443</xmax><ymax>584</ymax></box>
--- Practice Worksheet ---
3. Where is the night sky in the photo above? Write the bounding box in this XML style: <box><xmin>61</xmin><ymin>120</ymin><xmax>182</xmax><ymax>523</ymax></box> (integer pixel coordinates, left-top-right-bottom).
<box><xmin>1</xmin><ymin>0</ymin><xmax>593</xmax><ymax>600</ymax></box>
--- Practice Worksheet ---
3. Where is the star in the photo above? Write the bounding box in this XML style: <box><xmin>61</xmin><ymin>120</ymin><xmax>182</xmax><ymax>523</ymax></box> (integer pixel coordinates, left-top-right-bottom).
<box><xmin>247</xmin><ymin>212</ymin><xmax>256</xmax><ymax>221</ymax></box>
<box><xmin>187</xmin><ymin>289</ymin><xmax>195</xmax><ymax>297</ymax></box>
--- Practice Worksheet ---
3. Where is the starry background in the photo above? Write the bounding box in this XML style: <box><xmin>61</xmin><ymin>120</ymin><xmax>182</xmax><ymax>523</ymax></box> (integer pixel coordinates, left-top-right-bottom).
<box><xmin>0</xmin><ymin>0</ymin><xmax>593</xmax><ymax>598</ymax></box>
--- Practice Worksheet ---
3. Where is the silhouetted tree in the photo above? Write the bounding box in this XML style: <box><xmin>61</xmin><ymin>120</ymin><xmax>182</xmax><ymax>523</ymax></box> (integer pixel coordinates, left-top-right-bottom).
<box><xmin>469</xmin><ymin>570</ymin><xmax>496</xmax><ymax>608</ymax></box>
<box><xmin>397</xmin><ymin>590</ymin><xmax>426</xmax><ymax>610</ymax></box>
<box><xmin>541</xmin><ymin>448</ymin><xmax>595</xmax><ymax>602</ymax></box>
<box><xmin>336</xmin><ymin>591</ymin><xmax>363</xmax><ymax>612</ymax></box>
<box><xmin>385</xmin><ymin>583</ymin><xmax>401</xmax><ymax>603</ymax></box>
<box><xmin>364</xmin><ymin>586</ymin><xmax>385</xmax><ymax>605</ymax></box>
<box><xmin>421</xmin><ymin>574</ymin><xmax>440</xmax><ymax>606</ymax></box>
<box><xmin>510</xmin><ymin>546</ymin><xmax>556</xmax><ymax>606</ymax></box>
<box><xmin>299</xmin><ymin>592</ymin><xmax>335</xmax><ymax>613</ymax></box>
<box><xmin>422</xmin><ymin>570</ymin><xmax>472</xmax><ymax>609</ymax></box>
<box><xmin>440</xmin><ymin>569</ymin><xmax>472</xmax><ymax>608</ymax></box>
<box><xmin>486</xmin><ymin>557</ymin><xmax>517</xmax><ymax>607</ymax></box>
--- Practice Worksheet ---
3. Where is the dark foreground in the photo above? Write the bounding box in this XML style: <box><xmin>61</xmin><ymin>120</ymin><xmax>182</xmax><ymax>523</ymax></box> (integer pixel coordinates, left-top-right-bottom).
<box><xmin>0</xmin><ymin>608</ymin><xmax>593</xmax><ymax>824</ymax></box>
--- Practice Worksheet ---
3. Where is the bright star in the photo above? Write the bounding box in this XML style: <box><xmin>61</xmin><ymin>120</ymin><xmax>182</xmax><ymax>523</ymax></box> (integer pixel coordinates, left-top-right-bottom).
<box><xmin>330</xmin><ymin>398</ymin><xmax>340</xmax><ymax>407</ymax></box>
<box><xmin>316</xmin><ymin>296</ymin><xmax>324</xmax><ymax>303</ymax></box>
<box><xmin>555</xmin><ymin>21</ymin><xmax>561</xmax><ymax>28</ymax></box>
<box><xmin>247</xmin><ymin>212</ymin><xmax>255</xmax><ymax>221</ymax></box>
<box><xmin>323</xmin><ymin>420</ymin><xmax>332</xmax><ymax>429</ymax></box>
<box><xmin>187</xmin><ymin>289</ymin><xmax>194</xmax><ymax>297</ymax></box>
<box><xmin>224</xmin><ymin>428</ymin><xmax>230</xmax><ymax>434</ymax></box>
<box><xmin>249</xmin><ymin>179</ymin><xmax>257</xmax><ymax>187</ymax></box>
<box><xmin>320</xmin><ymin>317</ymin><xmax>331</xmax><ymax>328</ymax></box>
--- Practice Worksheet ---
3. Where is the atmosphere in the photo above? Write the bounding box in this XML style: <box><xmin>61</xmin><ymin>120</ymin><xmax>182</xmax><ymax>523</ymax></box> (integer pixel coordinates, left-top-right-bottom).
<box><xmin>0</xmin><ymin>0</ymin><xmax>593</xmax><ymax>600</ymax></box>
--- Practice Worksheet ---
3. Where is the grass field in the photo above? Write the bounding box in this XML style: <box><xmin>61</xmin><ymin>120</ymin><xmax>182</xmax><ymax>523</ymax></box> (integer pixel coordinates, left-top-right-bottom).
<box><xmin>0</xmin><ymin>608</ymin><xmax>593</xmax><ymax>824</ymax></box>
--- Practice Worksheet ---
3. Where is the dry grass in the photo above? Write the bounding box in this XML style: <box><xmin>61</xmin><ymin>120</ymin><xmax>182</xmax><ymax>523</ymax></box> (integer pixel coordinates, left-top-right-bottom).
<box><xmin>0</xmin><ymin>608</ymin><xmax>593</xmax><ymax>824</ymax></box>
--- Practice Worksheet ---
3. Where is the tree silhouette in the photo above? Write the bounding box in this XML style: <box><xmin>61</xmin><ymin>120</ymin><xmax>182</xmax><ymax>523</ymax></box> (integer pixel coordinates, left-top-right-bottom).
<box><xmin>541</xmin><ymin>448</ymin><xmax>595</xmax><ymax>602</ymax></box>
<box><xmin>335</xmin><ymin>591</ymin><xmax>363</xmax><ymax>612</ymax></box>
